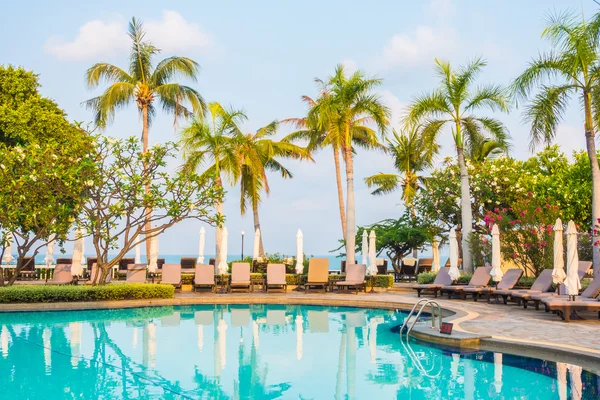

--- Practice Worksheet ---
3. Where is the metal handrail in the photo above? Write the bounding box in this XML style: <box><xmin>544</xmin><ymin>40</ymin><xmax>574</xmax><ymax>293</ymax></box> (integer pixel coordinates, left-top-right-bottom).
<box><xmin>399</xmin><ymin>298</ymin><xmax>431</xmax><ymax>335</ymax></box>
<box><xmin>407</xmin><ymin>300</ymin><xmax>442</xmax><ymax>336</ymax></box>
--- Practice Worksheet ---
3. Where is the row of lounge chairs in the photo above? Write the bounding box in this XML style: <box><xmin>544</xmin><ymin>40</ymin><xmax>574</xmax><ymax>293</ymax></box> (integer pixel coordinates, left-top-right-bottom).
<box><xmin>412</xmin><ymin>261</ymin><xmax>598</xmax><ymax>321</ymax></box>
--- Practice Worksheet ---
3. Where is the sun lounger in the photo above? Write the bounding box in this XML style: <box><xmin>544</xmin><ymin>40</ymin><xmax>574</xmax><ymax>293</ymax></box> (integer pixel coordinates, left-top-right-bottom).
<box><xmin>193</xmin><ymin>264</ymin><xmax>215</xmax><ymax>292</ymax></box>
<box><xmin>412</xmin><ymin>267</ymin><xmax>453</xmax><ymax>298</ymax></box>
<box><xmin>335</xmin><ymin>264</ymin><xmax>366</xmax><ymax>294</ymax></box>
<box><xmin>539</xmin><ymin>277</ymin><xmax>600</xmax><ymax>311</ymax></box>
<box><xmin>119</xmin><ymin>258</ymin><xmax>135</xmax><ymax>273</ymax></box>
<box><xmin>266</xmin><ymin>263</ymin><xmax>287</xmax><ymax>292</ymax></box>
<box><xmin>440</xmin><ymin>266</ymin><xmax>492</xmax><ymax>299</ymax></box>
<box><xmin>180</xmin><ymin>257</ymin><xmax>196</xmax><ymax>274</ymax></box>
<box><xmin>463</xmin><ymin>269</ymin><xmax>523</xmax><ymax>301</ymax></box>
<box><xmin>304</xmin><ymin>258</ymin><xmax>329</xmax><ymax>293</ymax></box>
<box><xmin>490</xmin><ymin>269</ymin><xmax>554</xmax><ymax>305</ymax></box>
<box><xmin>126</xmin><ymin>264</ymin><xmax>147</xmax><ymax>283</ymax></box>
<box><xmin>47</xmin><ymin>264</ymin><xmax>73</xmax><ymax>285</ymax></box>
<box><xmin>230</xmin><ymin>262</ymin><xmax>251</xmax><ymax>292</ymax></box>
<box><xmin>18</xmin><ymin>257</ymin><xmax>36</xmax><ymax>280</ymax></box>
<box><xmin>161</xmin><ymin>264</ymin><xmax>182</xmax><ymax>289</ymax></box>
<box><xmin>530</xmin><ymin>266</ymin><xmax>593</xmax><ymax>309</ymax></box>
<box><xmin>88</xmin><ymin>263</ymin><xmax>112</xmax><ymax>283</ymax></box>
<box><xmin>544</xmin><ymin>295</ymin><xmax>600</xmax><ymax>321</ymax></box>
<box><xmin>417</xmin><ymin>258</ymin><xmax>433</xmax><ymax>274</ymax></box>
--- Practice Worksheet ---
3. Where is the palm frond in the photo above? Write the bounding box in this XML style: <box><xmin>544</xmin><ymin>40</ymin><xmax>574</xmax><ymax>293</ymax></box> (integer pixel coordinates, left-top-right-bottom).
<box><xmin>151</xmin><ymin>56</ymin><xmax>200</xmax><ymax>86</ymax></box>
<box><xmin>524</xmin><ymin>84</ymin><xmax>573</xmax><ymax>150</ymax></box>
<box><xmin>85</xmin><ymin>63</ymin><xmax>133</xmax><ymax>88</ymax></box>
<box><xmin>82</xmin><ymin>82</ymin><xmax>135</xmax><ymax>128</ymax></box>
<box><xmin>364</xmin><ymin>173</ymin><xmax>401</xmax><ymax>195</ymax></box>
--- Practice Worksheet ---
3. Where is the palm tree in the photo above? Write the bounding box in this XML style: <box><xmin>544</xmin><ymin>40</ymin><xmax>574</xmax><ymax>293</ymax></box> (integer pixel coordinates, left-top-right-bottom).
<box><xmin>512</xmin><ymin>11</ymin><xmax>600</xmax><ymax>274</ymax></box>
<box><xmin>283</xmin><ymin>89</ymin><xmax>385</xmax><ymax>238</ymax></box>
<box><xmin>84</xmin><ymin>18</ymin><xmax>205</xmax><ymax>257</ymax></box>
<box><xmin>237</xmin><ymin>121</ymin><xmax>311</xmax><ymax>255</ymax></box>
<box><xmin>310</xmin><ymin>65</ymin><xmax>390</xmax><ymax>264</ymax></box>
<box><xmin>467</xmin><ymin>138</ymin><xmax>508</xmax><ymax>162</ymax></box>
<box><xmin>364</xmin><ymin>128</ymin><xmax>439</xmax><ymax>216</ymax></box>
<box><xmin>180</xmin><ymin>102</ymin><xmax>245</xmax><ymax>268</ymax></box>
<box><xmin>405</xmin><ymin>58</ymin><xmax>509</xmax><ymax>273</ymax></box>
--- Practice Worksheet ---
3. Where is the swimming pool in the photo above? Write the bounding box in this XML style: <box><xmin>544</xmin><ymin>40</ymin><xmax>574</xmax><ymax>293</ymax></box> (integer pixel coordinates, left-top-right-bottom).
<box><xmin>0</xmin><ymin>304</ymin><xmax>596</xmax><ymax>399</ymax></box>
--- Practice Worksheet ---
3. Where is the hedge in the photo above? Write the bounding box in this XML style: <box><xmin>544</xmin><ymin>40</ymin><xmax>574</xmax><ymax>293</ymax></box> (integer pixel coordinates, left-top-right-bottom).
<box><xmin>0</xmin><ymin>284</ymin><xmax>175</xmax><ymax>303</ymax></box>
<box><xmin>179</xmin><ymin>273</ymin><xmax>393</xmax><ymax>288</ymax></box>
<box><xmin>417</xmin><ymin>271</ymin><xmax>546</xmax><ymax>289</ymax></box>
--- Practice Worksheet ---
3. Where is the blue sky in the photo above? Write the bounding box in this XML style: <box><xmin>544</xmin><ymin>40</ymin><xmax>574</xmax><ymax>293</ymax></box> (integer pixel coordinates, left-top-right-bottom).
<box><xmin>0</xmin><ymin>0</ymin><xmax>596</xmax><ymax>257</ymax></box>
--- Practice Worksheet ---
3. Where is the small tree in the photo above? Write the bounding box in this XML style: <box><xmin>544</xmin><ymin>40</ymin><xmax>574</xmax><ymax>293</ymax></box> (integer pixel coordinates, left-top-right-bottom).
<box><xmin>0</xmin><ymin>141</ymin><xmax>96</xmax><ymax>285</ymax></box>
<box><xmin>80</xmin><ymin>136</ymin><xmax>223</xmax><ymax>284</ymax></box>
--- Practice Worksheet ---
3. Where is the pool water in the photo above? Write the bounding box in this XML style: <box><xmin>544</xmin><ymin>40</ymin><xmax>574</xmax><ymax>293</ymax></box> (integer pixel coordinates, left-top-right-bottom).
<box><xmin>0</xmin><ymin>305</ymin><xmax>597</xmax><ymax>399</ymax></box>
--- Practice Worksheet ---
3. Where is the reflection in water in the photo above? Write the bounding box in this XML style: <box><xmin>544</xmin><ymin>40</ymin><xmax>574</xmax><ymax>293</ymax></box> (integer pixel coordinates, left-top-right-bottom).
<box><xmin>0</xmin><ymin>305</ymin><xmax>597</xmax><ymax>399</ymax></box>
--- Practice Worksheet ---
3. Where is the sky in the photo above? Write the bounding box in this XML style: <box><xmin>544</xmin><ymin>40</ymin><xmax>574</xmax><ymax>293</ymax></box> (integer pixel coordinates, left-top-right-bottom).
<box><xmin>0</xmin><ymin>0</ymin><xmax>597</xmax><ymax>257</ymax></box>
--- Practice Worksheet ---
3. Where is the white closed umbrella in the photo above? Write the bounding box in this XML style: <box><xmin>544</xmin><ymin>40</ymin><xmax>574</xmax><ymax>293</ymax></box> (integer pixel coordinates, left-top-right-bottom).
<box><xmin>197</xmin><ymin>227</ymin><xmax>206</xmax><ymax>264</ymax></box>
<box><xmin>134</xmin><ymin>239</ymin><xmax>142</xmax><ymax>264</ymax></box>
<box><xmin>71</xmin><ymin>228</ymin><xmax>84</xmax><ymax>276</ymax></box>
<box><xmin>295</xmin><ymin>315</ymin><xmax>303</xmax><ymax>360</ymax></box>
<box><xmin>368</xmin><ymin>231</ymin><xmax>377</xmax><ymax>276</ymax></box>
<box><xmin>490</xmin><ymin>224</ymin><xmax>503</xmax><ymax>283</ymax></box>
<box><xmin>45</xmin><ymin>235</ymin><xmax>55</xmax><ymax>268</ymax></box>
<box><xmin>252</xmin><ymin>228</ymin><xmax>260</xmax><ymax>260</ymax></box>
<box><xmin>448</xmin><ymin>228</ymin><xmax>461</xmax><ymax>281</ymax></box>
<box><xmin>552</xmin><ymin>218</ymin><xmax>566</xmax><ymax>291</ymax></box>
<box><xmin>432</xmin><ymin>240</ymin><xmax>440</xmax><ymax>273</ymax></box>
<box><xmin>295</xmin><ymin>229</ymin><xmax>304</xmax><ymax>274</ymax></box>
<box><xmin>564</xmin><ymin>221</ymin><xmax>581</xmax><ymax>297</ymax></box>
<box><xmin>3</xmin><ymin>232</ymin><xmax>14</xmax><ymax>265</ymax></box>
<box><xmin>217</xmin><ymin>227</ymin><xmax>229</xmax><ymax>274</ymax></box>
<box><xmin>361</xmin><ymin>230</ymin><xmax>368</xmax><ymax>265</ymax></box>
<box><xmin>493</xmin><ymin>352</ymin><xmax>503</xmax><ymax>394</ymax></box>
<box><xmin>148</xmin><ymin>234</ymin><xmax>159</xmax><ymax>274</ymax></box>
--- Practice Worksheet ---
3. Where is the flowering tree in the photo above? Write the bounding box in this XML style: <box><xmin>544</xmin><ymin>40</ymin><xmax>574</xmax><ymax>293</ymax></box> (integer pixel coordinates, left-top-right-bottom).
<box><xmin>80</xmin><ymin>137</ymin><xmax>223</xmax><ymax>284</ymax></box>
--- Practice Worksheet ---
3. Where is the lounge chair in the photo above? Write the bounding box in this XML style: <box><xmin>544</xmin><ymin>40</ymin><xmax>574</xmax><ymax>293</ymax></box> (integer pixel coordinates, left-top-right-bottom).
<box><xmin>417</xmin><ymin>258</ymin><xmax>433</xmax><ymax>274</ymax></box>
<box><xmin>440</xmin><ymin>266</ymin><xmax>492</xmax><ymax>299</ymax></box>
<box><xmin>304</xmin><ymin>258</ymin><xmax>329</xmax><ymax>293</ymax></box>
<box><xmin>539</xmin><ymin>277</ymin><xmax>600</xmax><ymax>312</ymax></box>
<box><xmin>161</xmin><ymin>264</ymin><xmax>182</xmax><ymax>289</ymax></box>
<box><xmin>88</xmin><ymin>263</ymin><xmax>112</xmax><ymax>283</ymax></box>
<box><xmin>230</xmin><ymin>262</ymin><xmax>251</xmax><ymax>292</ymax></box>
<box><xmin>543</xmin><ymin>289</ymin><xmax>600</xmax><ymax>321</ymax></box>
<box><xmin>180</xmin><ymin>257</ymin><xmax>196</xmax><ymax>274</ymax></box>
<box><xmin>47</xmin><ymin>264</ymin><xmax>73</xmax><ymax>285</ymax></box>
<box><xmin>18</xmin><ymin>257</ymin><xmax>36</xmax><ymax>280</ymax></box>
<box><xmin>335</xmin><ymin>264</ymin><xmax>366</xmax><ymax>294</ymax></box>
<box><xmin>444</xmin><ymin>258</ymin><xmax>463</xmax><ymax>268</ymax></box>
<box><xmin>412</xmin><ymin>267</ymin><xmax>453</xmax><ymax>298</ymax></box>
<box><xmin>400</xmin><ymin>257</ymin><xmax>418</xmax><ymax>282</ymax></box>
<box><xmin>193</xmin><ymin>264</ymin><xmax>215</xmax><ymax>292</ymax></box>
<box><xmin>126</xmin><ymin>264</ymin><xmax>147</xmax><ymax>283</ymax></box>
<box><xmin>119</xmin><ymin>258</ymin><xmax>135</xmax><ymax>273</ymax></box>
<box><xmin>462</xmin><ymin>269</ymin><xmax>523</xmax><ymax>302</ymax></box>
<box><xmin>491</xmin><ymin>269</ymin><xmax>554</xmax><ymax>307</ymax></box>
<box><xmin>266</xmin><ymin>263</ymin><xmax>287</xmax><ymax>292</ymax></box>
<box><xmin>56</xmin><ymin>258</ymin><xmax>72</xmax><ymax>265</ymax></box>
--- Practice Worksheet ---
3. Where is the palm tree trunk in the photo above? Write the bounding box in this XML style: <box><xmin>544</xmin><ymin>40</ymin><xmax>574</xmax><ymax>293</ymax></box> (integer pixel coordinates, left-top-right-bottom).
<box><xmin>584</xmin><ymin>92</ymin><xmax>600</xmax><ymax>276</ymax></box>
<box><xmin>252</xmin><ymin>201</ymin><xmax>265</xmax><ymax>257</ymax></box>
<box><xmin>333</xmin><ymin>146</ymin><xmax>347</xmax><ymax>238</ymax></box>
<box><xmin>142</xmin><ymin>104</ymin><xmax>152</xmax><ymax>262</ymax></box>
<box><xmin>456</xmin><ymin>145</ymin><xmax>473</xmax><ymax>273</ymax></box>
<box><xmin>345</xmin><ymin>145</ymin><xmax>356</xmax><ymax>265</ymax></box>
<box><xmin>215</xmin><ymin>175</ymin><xmax>223</xmax><ymax>273</ymax></box>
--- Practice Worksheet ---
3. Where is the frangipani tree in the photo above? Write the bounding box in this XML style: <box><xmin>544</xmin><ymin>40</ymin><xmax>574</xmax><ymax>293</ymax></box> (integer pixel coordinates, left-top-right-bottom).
<box><xmin>80</xmin><ymin>137</ymin><xmax>223</xmax><ymax>283</ymax></box>
<box><xmin>405</xmin><ymin>58</ymin><xmax>509</xmax><ymax>273</ymax></box>
<box><xmin>512</xmin><ymin>11</ymin><xmax>600</xmax><ymax>274</ymax></box>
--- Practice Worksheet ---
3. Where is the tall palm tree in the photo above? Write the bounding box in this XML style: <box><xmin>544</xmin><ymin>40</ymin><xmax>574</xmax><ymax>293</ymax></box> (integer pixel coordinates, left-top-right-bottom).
<box><xmin>405</xmin><ymin>58</ymin><xmax>509</xmax><ymax>273</ymax></box>
<box><xmin>283</xmin><ymin>89</ymin><xmax>385</xmax><ymax>238</ymax></box>
<box><xmin>237</xmin><ymin>121</ymin><xmax>311</xmax><ymax>255</ymax></box>
<box><xmin>310</xmin><ymin>65</ymin><xmax>390</xmax><ymax>264</ymax></box>
<box><xmin>512</xmin><ymin>11</ymin><xmax>600</xmax><ymax>274</ymax></box>
<box><xmin>84</xmin><ymin>18</ymin><xmax>206</xmax><ymax>257</ymax></box>
<box><xmin>364</xmin><ymin>128</ymin><xmax>439</xmax><ymax>216</ymax></box>
<box><xmin>180</xmin><ymin>102</ymin><xmax>245</xmax><ymax>268</ymax></box>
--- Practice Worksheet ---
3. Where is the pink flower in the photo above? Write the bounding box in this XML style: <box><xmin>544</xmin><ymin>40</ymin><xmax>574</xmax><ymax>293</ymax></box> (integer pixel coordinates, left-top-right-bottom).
<box><xmin>535</xmin><ymin>207</ymin><xmax>542</xmax><ymax>212</ymax></box>
<box><xmin>520</xmin><ymin>211</ymin><xmax>527</xmax><ymax>216</ymax></box>
<box><xmin>513</xmin><ymin>253</ymin><xmax>518</xmax><ymax>259</ymax></box>
<box><xmin>497</xmin><ymin>215</ymin><xmax>503</xmax><ymax>221</ymax></box>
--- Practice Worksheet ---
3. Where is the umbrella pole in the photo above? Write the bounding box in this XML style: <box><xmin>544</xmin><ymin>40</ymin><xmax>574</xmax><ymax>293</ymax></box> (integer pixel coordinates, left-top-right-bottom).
<box><xmin>369</xmin><ymin>275</ymin><xmax>375</xmax><ymax>293</ymax></box>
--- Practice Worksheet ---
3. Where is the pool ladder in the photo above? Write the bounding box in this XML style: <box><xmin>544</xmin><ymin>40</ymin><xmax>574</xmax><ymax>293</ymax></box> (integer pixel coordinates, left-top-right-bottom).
<box><xmin>399</xmin><ymin>298</ymin><xmax>443</xmax><ymax>337</ymax></box>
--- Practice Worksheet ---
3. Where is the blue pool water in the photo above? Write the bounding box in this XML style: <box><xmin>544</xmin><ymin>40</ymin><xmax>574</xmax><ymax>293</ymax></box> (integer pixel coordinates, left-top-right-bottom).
<box><xmin>0</xmin><ymin>305</ymin><xmax>596</xmax><ymax>399</ymax></box>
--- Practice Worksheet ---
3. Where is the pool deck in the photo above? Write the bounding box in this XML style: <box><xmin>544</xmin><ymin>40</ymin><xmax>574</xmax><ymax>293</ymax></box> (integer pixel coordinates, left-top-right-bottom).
<box><xmin>0</xmin><ymin>289</ymin><xmax>599</xmax><ymax>369</ymax></box>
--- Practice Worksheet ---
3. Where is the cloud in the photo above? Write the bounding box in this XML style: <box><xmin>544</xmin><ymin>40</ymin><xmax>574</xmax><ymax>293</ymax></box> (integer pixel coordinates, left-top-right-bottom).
<box><xmin>341</xmin><ymin>59</ymin><xmax>358</xmax><ymax>75</ymax></box>
<box><xmin>377</xmin><ymin>90</ymin><xmax>407</xmax><ymax>131</ymax></box>
<box><xmin>45</xmin><ymin>11</ymin><xmax>212</xmax><ymax>61</ymax></box>
<box><xmin>381</xmin><ymin>26</ymin><xmax>456</xmax><ymax>69</ymax></box>
<box><xmin>45</xmin><ymin>20</ymin><xmax>129</xmax><ymax>61</ymax></box>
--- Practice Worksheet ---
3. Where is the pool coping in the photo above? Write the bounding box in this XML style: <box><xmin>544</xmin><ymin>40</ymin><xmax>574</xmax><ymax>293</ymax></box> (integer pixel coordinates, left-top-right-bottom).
<box><xmin>0</xmin><ymin>293</ymin><xmax>599</xmax><ymax>373</ymax></box>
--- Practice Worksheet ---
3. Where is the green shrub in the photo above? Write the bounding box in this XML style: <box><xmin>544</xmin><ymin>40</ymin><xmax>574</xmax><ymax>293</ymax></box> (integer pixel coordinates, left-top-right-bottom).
<box><xmin>0</xmin><ymin>284</ymin><xmax>174</xmax><ymax>303</ymax></box>
<box><xmin>517</xmin><ymin>276</ymin><xmax>537</xmax><ymax>288</ymax></box>
<box><xmin>417</xmin><ymin>272</ymin><xmax>437</xmax><ymax>284</ymax></box>
<box><xmin>456</xmin><ymin>274</ymin><xmax>472</xmax><ymax>284</ymax></box>
<box><xmin>370</xmin><ymin>274</ymin><xmax>393</xmax><ymax>288</ymax></box>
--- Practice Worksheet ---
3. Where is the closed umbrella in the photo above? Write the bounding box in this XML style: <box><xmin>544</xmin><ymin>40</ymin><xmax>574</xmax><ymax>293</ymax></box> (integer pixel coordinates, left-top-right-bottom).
<box><xmin>217</xmin><ymin>227</ymin><xmax>229</xmax><ymax>275</ymax></box>
<box><xmin>197</xmin><ymin>227</ymin><xmax>205</xmax><ymax>264</ymax></box>
<box><xmin>361</xmin><ymin>230</ymin><xmax>368</xmax><ymax>265</ymax></box>
<box><xmin>71</xmin><ymin>228</ymin><xmax>84</xmax><ymax>276</ymax></box>
<box><xmin>552</xmin><ymin>218</ymin><xmax>566</xmax><ymax>293</ymax></box>
<box><xmin>295</xmin><ymin>229</ymin><xmax>304</xmax><ymax>274</ymax></box>
<box><xmin>252</xmin><ymin>228</ymin><xmax>260</xmax><ymax>260</ymax></box>
<box><xmin>2</xmin><ymin>233</ymin><xmax>13</xmax><ymax>265</ymax></box>
<box><xmin>432</xmin><ymin>240</ymin><xmax>440</xmax><ymax>273</ymax></box>
<box><xmin>564</xmin><ymin>221</ymin><xmax>581</xmax><ymax>297</ymax></box>
<box><xmin>134</xmin><ymin>238</ymin><xmax>142</xmax><ymax>264</ymax></box>
<box><xmin>490</xmin><ymin>224</ymin><xmax>503</xmax><ymax>283</ymax></box>
<box><xmin>368</xmin><ymin>230</ymin><xmax>377</xmax><ymax>276</ymax></box>
<box><xmin>45</xmin><ymin>235</ymin><xmax>55</xmax><ymax>268</ymax></box>
<box><xmin>148</xmin><ymin>234</ymin><xmax>159</xmax><ymax>274</ymax></box>
<box><xmin>448</xmin><ymin>228</ymin><xmax>461</xmax><ymax>281</ymax></box>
